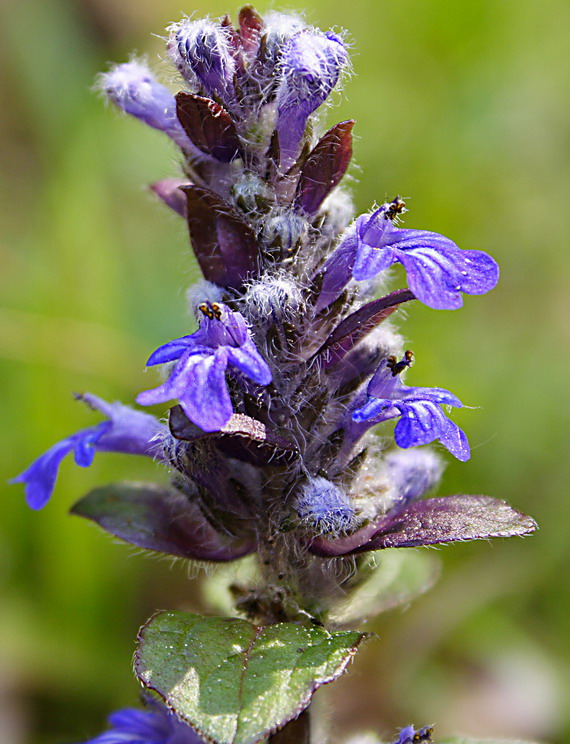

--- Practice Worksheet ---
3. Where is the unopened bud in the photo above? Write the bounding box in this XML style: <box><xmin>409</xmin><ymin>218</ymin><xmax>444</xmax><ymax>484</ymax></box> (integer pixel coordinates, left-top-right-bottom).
<box><xmin>96</xmin><ymin>60</ymin><xmax>192</xmax><ymax>151</ymax></box>
<box><xmin>168</xmin><ymin>19</ymin><xmax>236</xmax><ymax>105</ymax></box>
<box><xmin>296</xmin><ymin>476</ymin><xmax>355</xmax><ymax>534</ymax></box>
<box><xmin>261</xmin><ymin>212</ymin><xmax>309</xmax><ymax>256</ymax></box>
<box><xmin>384</xmin><ymin>449</ymin><xmax>444</xmax><ymax>507</ymax></box>
<box><xmin>276</xmin><ymin>30</ymin><xmax>348</xmax><ymax>168</ymax></box>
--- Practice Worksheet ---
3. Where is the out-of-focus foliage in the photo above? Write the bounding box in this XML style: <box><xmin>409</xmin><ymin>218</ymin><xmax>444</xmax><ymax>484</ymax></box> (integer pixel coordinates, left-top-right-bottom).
<box><xmin>1</xmin><ymin>0</ymin><xmax>568</xmax><ymax>742</ymax></box>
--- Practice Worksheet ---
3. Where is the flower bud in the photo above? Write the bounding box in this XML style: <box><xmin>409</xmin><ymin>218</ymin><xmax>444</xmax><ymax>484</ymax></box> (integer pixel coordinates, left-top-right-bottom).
<box><xmin>319</xmin><ymin>189</ymin><xmax>355</xmax><ymax>238</ymax></box>
<box><xmin>384</xmin><ymin>449</ymin><xmax>444</xmax><ymax>507</ymax></box>
<box><xmin>168</xmin><ymin>19</ymin><xmax>237</xmax><ymax>105</ymax></box>
<box><xmin>275</xmin><ymin>30</ymin><xmax>348</xmax><ymax>168</ymax></box>
<box><xmin>242</xmin><ymin>271</ymin><xmax>305</xmax><ymax>325</ymax></box>
<box><xmin>261</xmin><ymin>212</ymin><xmax>309</xmax><ymax>257</ymax></box>
<box><xmin>231</xmin><ymin>172</ymin><xmax>274</xmax><ymax>214</ymax></box>
<box><xmin>296</xmin><ymin>476</ymin><xmax>355</xmax><ymax>534</ymax></box>
<box><xmin>263</xmin><ymin>12</ymin><xmax>306</xmax><ymax>63</ymax></box>
<box><xmin>97</xmin><ymin>60</ymin><xmax>192</xmax><ymax>151</ymax></box>
<box><xmin>255</xmin><ymin>12</ymin><xmax>306</xmax><ymax>87</ymax></box>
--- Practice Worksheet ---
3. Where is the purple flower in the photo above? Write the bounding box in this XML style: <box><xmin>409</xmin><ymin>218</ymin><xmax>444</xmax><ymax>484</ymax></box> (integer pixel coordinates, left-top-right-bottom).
<box><xmin>11</xmin><ymin>394</ymin><xmax>164</xmax><ymax>510</ymax></box>
<box><xmin>351</xmin><ymin>352</ymin><xmax>470</xmax><ymax>461</ymax></box>
<box><xmin>97</xmin><ymin>61</ymin><xmax>194</xmax><ymax>152</ymax></box>
<box><xmin>275</xmin><ymin>30</ymin><xmax>348</xmax><ymax>168</ymax></box>
<box><xmin>84</xmin><ymin>705</ymin><xmax>204</xmax><ymax>744</ymax></box>
<box><xmin>391</xmin><ymin>725</ymin><xmax>433</xmax><ymax>744</ymax></box>
<box><xmin>318</xmin><ymin>198</ymin><xmax>499</xmax><ymax>311</ymax></box>
<box><xmin>136</xmin><ymin>302</ymin><xmax>271</xmax><ymax>432</ymax></box>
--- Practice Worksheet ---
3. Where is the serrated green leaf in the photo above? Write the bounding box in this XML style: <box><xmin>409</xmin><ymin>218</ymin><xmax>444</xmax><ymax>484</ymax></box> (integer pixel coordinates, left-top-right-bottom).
<box><xmin>135</xmin><ymin>611</ymin><xmax>367</xmax><ymax>744</ymax></box>
<box><xmin>330</xmin><ymin>550</ymin><xmax>440</xmax><ymax>626</ymax></box>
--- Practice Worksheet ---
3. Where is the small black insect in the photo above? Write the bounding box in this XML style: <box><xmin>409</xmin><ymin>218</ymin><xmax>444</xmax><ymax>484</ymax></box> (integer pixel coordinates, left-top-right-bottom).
<box><xmin>384</xmin><ymin>195</ymin><xmax>407</xmax><ymax>220</ymax></box>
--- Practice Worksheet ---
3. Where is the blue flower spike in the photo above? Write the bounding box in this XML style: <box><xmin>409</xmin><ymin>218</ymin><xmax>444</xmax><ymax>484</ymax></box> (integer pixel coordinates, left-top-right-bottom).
<box><xmin>352</xmin><ymin>351</ymin><xmax>470</xmax><ymax>462</ymax></box>
<box><xmin>12</xmin><ymin>20</ymin><xmax>541</xmax><ymax>743</ymax></box>
<box><xmin>136</xmin><ymin>302</ymin><xmax>272</xmax><ymax>432</ymax></box>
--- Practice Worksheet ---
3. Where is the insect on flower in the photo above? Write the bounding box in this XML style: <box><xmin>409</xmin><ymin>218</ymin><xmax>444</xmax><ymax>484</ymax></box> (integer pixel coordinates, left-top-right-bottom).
<box><xmin>384</xmin><ymin>195</ymin><xmax>407</xmax><ymax>221</ymax></box>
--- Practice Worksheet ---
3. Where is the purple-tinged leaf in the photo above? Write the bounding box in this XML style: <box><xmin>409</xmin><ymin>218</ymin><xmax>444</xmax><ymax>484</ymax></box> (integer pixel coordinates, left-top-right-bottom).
<box><xmin>150</xmin><ymin>179</ymin><xmax>188</xmax><ymax>217</ymax></box>
<box><xmin>182</xmin><ymin>186</ymin><xmax>259</xmax><ymax>288</ymax></box>
<box><xmin>294</xmin><ymin>120</ymin><xmax>354</xmax><ymax>215</ymax></box>
<box><xmin>309</xmin><ymin>495</ymin><xmax>537</xmax><ymax>557</ymax></box>
<box><xmin>169</xmin><ymin>405</ymin><xmax>298</xmax><ymax>466</ymax></box>
<box><xmin>176</xmin><ymin>93</ymin><xmax>242</xmax><ymax>162</ymax></box>
<box><xmin>71</xmin><ymin>482</ymin><xmax>256</xmax><ymax>561</ymax></box>
<box><xmin>238</xmin><ymin>6</ymin><xmax>263</xmax><ymax>52</ymax></box>
<box><xmin>316</xmin><ymin>289</ymin><xmax>415</xmax><ymax>367</ymax></box>
<box><xmin>135</xmin><ymin>611</ymin><xmax>367</xmax><ymax>744</ymax></box>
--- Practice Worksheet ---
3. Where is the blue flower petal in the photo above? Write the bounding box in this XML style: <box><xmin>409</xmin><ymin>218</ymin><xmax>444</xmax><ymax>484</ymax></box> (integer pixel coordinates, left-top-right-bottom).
<box><xmin>146</xmin><ymin>336</ymin><xmax>197</xmax><ymax>366</ymax></box>
<box><xmin>350</xmin><ymin>354</ymin><xmax>469</xmax><ymax>461</ymax></box>
<box><xmin>226</xmin><ymin>337</ymin><xmax>272</xmax><ymax>385</ymax></box>
<box><xmin>396</xmin><ymin>243</ymin><xmax>467</xmax><ymax>309</ymax></box>
<box><xmin>352</xmin><ymin>237</ymin><xmax>395</xmax><ymax>281</ymax></box>
<box><xmin>392</xmin><ymin>234</ymin><xmax>498</xmax><ymax>309</ymax></box>
<box><xmin>451</xmin><ymin>248</ymin><xmax>500</xmax><ymax>295</ymax></box>
<box><xmin>73</xmin><ymin>422</ymin><xmax>111</xmax><ymax>467</ymax></box>
<box><xmin>11</xmin><ymin>436</ymin><xmax>78</xmax><ymax>510</ymax></box>
<box><xmin>402</xmin><ymin>385</ymin><xmax>463</xmax><ymax>408</ymax></box>
<box><xmin>349</xmin><ymin>209</ymin><xmax>499</xmax><ymax>309</ymax></box>
<box><xmin>138</xmin><ymin>305</ymin><xmax>272</xmax><ymax>429</ymax></box>
<box><xmin>394</xmin><ymin>400</ymin><xmax>470</xmax><ymax>461</ymax></box>
<box><xmin>137</xmin><ymin>350</ymin><xmax>213</xmax><ymax>407</ymax></box>
<box><xmin>315</xmin><ymin>232</ymin><xmax>359</xmax><ymax>312</ymax></box>
<box><xmin>12</xmin><ymin>398</ymin><xmax>164</xmax><ymax>509</ymax></box>
<box><xmin>87</xmin><ymin>705</ymin><xmax>204</xmax><ymax>743</ymax></box>
<box><xmin>178</xmin><ymin>350</ymin><xmax>233</xmax><ymax>431</ymax></box>
<box><xmin>352</xmin><ymin>397</ymin><xmax>399</xmax><ymax>423</ymax></box>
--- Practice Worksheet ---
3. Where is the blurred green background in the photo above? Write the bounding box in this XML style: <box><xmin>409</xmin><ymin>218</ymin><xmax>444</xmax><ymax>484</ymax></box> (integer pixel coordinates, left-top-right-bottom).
<box><xmin>1</xmin><ymin>0</ymin><xmax>569</xmax><ymax>741</ymax></box>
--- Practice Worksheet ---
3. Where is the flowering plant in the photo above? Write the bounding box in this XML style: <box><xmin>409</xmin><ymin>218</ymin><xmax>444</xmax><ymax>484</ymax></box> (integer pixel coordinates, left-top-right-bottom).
<box><xmin>13</xmin><ymin>7</ymin><xmax>538</xmax><ymax>744</ymax></box>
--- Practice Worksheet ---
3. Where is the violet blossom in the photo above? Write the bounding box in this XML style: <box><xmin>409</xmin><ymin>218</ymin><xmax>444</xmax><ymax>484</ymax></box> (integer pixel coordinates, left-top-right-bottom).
<box><xmin>136</xmin><ymin>301</ymin><xmax>272</xmax><ymax>432</ymax></box>
<box><xmin>11</xmin><ymin>394</ymin><xmax>163</xmax><ymax>510</ymax></box>
<box><xmin>318</xmin><ymin>198</ymin><xmax>499</xmax><ymax>311</ymax></box>
<box><xmin>351</xmin><ymin>352</ymin><xmax>470</xmax><ymax>462</ymax></box>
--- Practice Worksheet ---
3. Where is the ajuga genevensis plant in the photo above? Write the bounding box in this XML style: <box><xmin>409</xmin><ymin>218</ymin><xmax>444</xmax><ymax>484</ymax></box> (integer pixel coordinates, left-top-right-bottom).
<box><xmin>13</xmin><ymin>7</ymin><xmax>537</xmax><ymax>744</ymax></box>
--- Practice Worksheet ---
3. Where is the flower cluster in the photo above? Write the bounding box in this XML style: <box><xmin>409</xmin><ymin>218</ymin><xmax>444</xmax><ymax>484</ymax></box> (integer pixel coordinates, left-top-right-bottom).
<box><xmin>14</xmin><ymin>4</ymin><xmax>533</xmax><ymax>564</ymax></box>
<box><xmin>13</xmin><ymin>8</ymin><xmax>535</xmax><ymax>740</ymax></box>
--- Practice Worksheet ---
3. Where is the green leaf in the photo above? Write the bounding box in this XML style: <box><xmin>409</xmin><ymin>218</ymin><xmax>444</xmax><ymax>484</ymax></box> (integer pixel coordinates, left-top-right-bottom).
<box><xmin>135</xmin><ymin>611</ymin><xmax>367</xmax><ymax>744</ymax></box>
<box><xmin>330</xmin><ymin>550</ymin><xmax>440</xmax><ymax>626</ymax></box>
